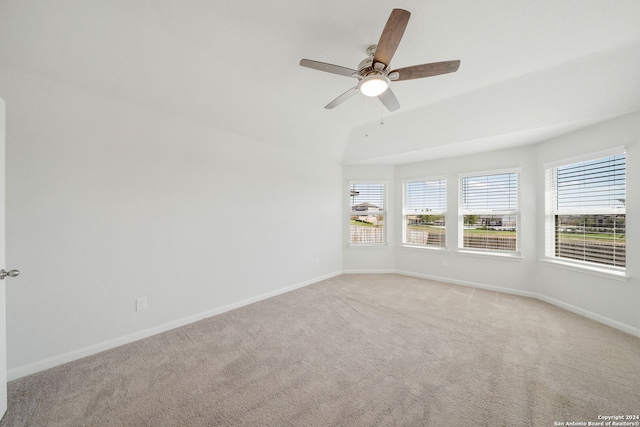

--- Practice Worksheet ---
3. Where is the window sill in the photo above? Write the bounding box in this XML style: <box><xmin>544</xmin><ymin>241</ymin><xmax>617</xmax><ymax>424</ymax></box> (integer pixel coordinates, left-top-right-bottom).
<box><xmin>456</xmin><ymin>249</ymin><xmax>523</xmax><ymax>261</ymax></box>
<box><xmin>401</xmin><ymin>244</ymin><xmax>448</xmax><ymax>252</ymax></box>
<box><xmin>541</xmin><ymin>258</ymin><xmax>629</xmax><ymax>281</ymax></box>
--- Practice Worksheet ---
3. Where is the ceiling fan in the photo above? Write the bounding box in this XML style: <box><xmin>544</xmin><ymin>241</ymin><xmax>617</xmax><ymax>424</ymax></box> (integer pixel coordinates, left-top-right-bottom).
<box><xmin>300</xmin><ymin>8</ymin><xmax>460</xmax><ymax>112</ymax></box>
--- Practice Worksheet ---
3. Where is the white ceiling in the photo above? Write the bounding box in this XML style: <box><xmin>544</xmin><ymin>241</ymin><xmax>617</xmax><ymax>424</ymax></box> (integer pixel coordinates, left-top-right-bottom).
<box><xmin>1</xmin><ymin>1</ymin><xmax>639</xmax><ymax>164</ymax></box>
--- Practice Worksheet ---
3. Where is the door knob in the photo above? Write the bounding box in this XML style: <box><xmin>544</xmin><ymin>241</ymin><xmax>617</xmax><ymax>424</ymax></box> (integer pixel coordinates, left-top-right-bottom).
<box><xmin>0</xmin><ymin>269</ymin><xmax>20</xmax><ymax>280</ymax></box>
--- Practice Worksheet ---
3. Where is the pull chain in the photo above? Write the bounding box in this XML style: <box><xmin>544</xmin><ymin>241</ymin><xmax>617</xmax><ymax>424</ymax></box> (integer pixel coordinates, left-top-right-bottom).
<box><xmin>363</xmin><ymin>96</ymin><xmax>385</xmax><ymax>137</ymax></box>
<box><xmin>364</xmin><ymin>97</ymin><xmax>369</xmax><ymax>137</ymax></box>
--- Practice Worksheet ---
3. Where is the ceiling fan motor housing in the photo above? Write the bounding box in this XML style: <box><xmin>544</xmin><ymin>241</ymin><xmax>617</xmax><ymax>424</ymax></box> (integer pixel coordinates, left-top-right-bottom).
<box><xmin>356</xmin><ymin>46</ymin><xmax>398</xmax><ymax>82</ymax></box>
<box><xmin>357</xmin><ymin>56</ymin><xmax>374</xmax><ymax>72</ymax></box>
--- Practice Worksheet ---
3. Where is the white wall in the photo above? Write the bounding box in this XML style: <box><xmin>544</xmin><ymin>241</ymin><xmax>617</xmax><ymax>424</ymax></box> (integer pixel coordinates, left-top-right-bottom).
<box><xmin>393</xmin><ymin>145</ymin><xmax>538</xmax><ymax>294</ymax></box>
<box><xmin>535</xmin><ymin>113</ymin><xmax>640</xmax><ymax>333</ymax></box>
<box><xmin>0</xmin><ymin>66</ymin><xmax>343</xmax><ymax>378</ymax></box>
<box><xmin>344</xmin><ymin>113</ymin><xmax>639</xmax><ymax>336</ymax></box>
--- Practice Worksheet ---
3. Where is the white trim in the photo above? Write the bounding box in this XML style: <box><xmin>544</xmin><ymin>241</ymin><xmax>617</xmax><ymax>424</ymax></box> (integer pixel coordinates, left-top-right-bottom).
<box><xmin>458</xmin><ymin>169</ymin><xmax>521</xmax><ymax>253</ymax></box>
<box><xmin>401</xmin><ymin>244</ymin><xmax>448</xmax><ymax>252</ymax></box>
<box><xmin>542</xmin><ymin>146</ymin><xmax>626</xmax><ymax>170</ymax></box>
<box><xmin>396</xmin><ymin>270</ymin><xmax>537</xmax><ymax>298</ymax></box>
<box><xmin>540</xmin><ymin>258</ymin><xmax>629</xmax><ymax>281</ymax></box>
<box><xmin>395</xmin><ymin>270</ymin><xmax>639</xmax><ymax>338</ymax></box>
<box><xmin>456</xmin><ymin>249</ymin><xmax>523</xmax><ymax>261</ymax></box>
<box><xmin>544</xmin><ymin>167</ymin><xmax>555</xmax><ymax>258</ymax></box>
<box><xmin>535</xmin><ymin>293</ymin><xmax>638</xmax><ymax>337</ymax></box>
<box><xmin>544</xmin><ymin>150</ymin><xmax>627</xmax><ymax>270</ymax></box>
<box><xmin>402</xmin><ymin>174</ymin><xmax>448</xmax><ymax>184</ymax></box>
<box><xmin>347</xmin><ymin>179</ymin><xmax>388</xmax><ymax>185</ymax></box>
<box><xmin>342</xmin><ymin>269</ymin><xmax>396</xmax><ymax>274</ymax></box>
<box><xmin>7</xmin><ymin>271</ymin><xmax>343</xmax><ymax>381</ymax></box>
<box><xmin>346</xmin><ymin>243</ymin><xmax>389</xmax><ymax>248</ymax></box>
<box><xmin>402</xmin><ymin>177</ymin><xmax>447</xmax><ymax>248</ymax></box>
<box><xmin>457</xmin><ymin>166</ymin><xmax>523</xmax><ymax>180</ymax></box>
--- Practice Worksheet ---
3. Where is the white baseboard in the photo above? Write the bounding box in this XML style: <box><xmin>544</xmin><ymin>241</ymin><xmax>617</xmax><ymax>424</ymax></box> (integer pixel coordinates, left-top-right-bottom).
<box><xmin>395</xmin><ymin>270</ymin><xmax>539</xmax><ymax>299</ymax></box>
<box><xmin>342</xmin><ymin>269</ymin><xmax>396</xmax><ymax>274</ymax></box>
<box><xmin>7</xmin><ymin>271</ymin><xmax>343</xmax><ymax>381</ymax></box>
<box><xmin>395</xmin><ymin>270</ymin><xmax>640</xmax><ymax>338</ymax></box>
<box><xmin>533</xmin><ymin>293</ymin><xmax>640</xmax><ymax>338</ymax></box>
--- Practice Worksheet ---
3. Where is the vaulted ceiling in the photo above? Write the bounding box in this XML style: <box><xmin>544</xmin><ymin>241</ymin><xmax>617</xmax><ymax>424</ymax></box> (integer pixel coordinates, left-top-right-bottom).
<box><xmin>1</xmin><ymin>1</ymin><xmax>639</xmax><ymax>164</ymax></box>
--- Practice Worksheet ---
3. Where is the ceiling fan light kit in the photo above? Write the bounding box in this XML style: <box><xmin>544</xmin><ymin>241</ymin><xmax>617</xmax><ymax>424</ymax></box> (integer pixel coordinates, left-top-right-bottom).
<box><xmin>359</xmin><ymin>73</ymin><xmax>390</xmax><ymax>97</ymax></box>
<box><xmin>300</xmin><ymin>8</ymin><xmax>460</xmax><ymax>112</ymax></box>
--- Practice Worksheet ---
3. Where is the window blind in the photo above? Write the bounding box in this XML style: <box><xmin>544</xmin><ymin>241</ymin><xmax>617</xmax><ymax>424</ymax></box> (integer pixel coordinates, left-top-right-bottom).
<box><xmin>349</xmin><ymin>183</ymin><xmax>386</xmax><ymax>245</ymax></box>
<box><xmin>460</xmin><ymin>172</ymin><xmax>519</xmax><ymax>253</ymax></box>
<box><xmin>350</xmin><ymin>183</ymin><xmax>385</xmax><ymax>211</ymax></box>
<box><xmin>405</xmin><ymin>180</ymin><xmax>446</xmax><ymax>214</ymax></box>
<box><xmin>462</xmin><ymin>173</ymin><xmax>517</xmax><ymax>213</ymax></box>
<box><xmin>547</xmin><ymin>152</ymin><xmax>626</xmax><ymax>269</ymax></box>
<box><xmin>556</xmin><ymin>154</ymin><xmax>626</xmax><ymax>212</ymax></box>
<box><xmin>403</xmin><ymin>179</ymin><xmax>446</xmax><ymax>247</ymax></box>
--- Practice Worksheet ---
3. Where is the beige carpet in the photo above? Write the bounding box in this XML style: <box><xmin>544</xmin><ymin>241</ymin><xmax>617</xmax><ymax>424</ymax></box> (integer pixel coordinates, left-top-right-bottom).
<box><xmin>1</xmin><ymin>274</ymin><xmax>639</xmax><ymax>426</ymax></box>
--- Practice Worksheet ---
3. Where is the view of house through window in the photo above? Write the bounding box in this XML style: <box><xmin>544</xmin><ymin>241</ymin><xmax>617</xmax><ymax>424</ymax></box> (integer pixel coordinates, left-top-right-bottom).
<box><xmin>546</xmin><ymin>152</ymin><xmax>626</xmax><ymax>269</ymax></box>
<box><xmin>403</xmin><ymin>179</ymin><xmax>446</xmax><ymax>247</ymax></box>
<box><xmin>349</xmin><ymin>183</ymin><xmax>386</xmax><ymax>245</ymax></box>
<box><xmin>460</xmin><ymin>172</ymin><xmax>519</xmax><ymax>253</ymax></box>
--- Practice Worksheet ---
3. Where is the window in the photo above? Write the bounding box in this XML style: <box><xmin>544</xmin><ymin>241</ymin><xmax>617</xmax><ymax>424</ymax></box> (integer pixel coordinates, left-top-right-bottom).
<box><xmin>545</xmin><ymin>150</ymin><xmax>626</xmax><ymax>270</ymax></box>
<box><xmin>403</xmin><ymin>178</ymin><xmax>446</xmax><ymax>248</ymax></box>
<box><xmin>349</xmin><ymin>182</ymin><xmax>386</xmax><ymax>245</ymax></box>
<box><xmin>459</xmin><ymin>171</ymin><xmax>519</xmax><ymax>253</ymax></box>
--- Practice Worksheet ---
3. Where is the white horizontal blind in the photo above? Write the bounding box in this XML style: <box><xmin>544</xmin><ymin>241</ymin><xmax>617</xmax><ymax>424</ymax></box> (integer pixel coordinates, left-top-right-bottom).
<box><xmin>405</xmin><ymin>180</ymin><xmax>446</xmax><ymax>214</ymax></box>
<box><xmin>556</xmin><ymin>154</ymin><xmax>626</xmax><ymax>212</ymax></box>
<box><xmin>349</xmin><ymin>183</ymin><xmax>386</xmax><ymax>245</ymax></box>
<box><xmin>350</xmin><ymin>183</ymin><xmax>385</xmax><ymax>211</ymax></box>
<box><xmin>462</xmin><ymin>173</ymin><xmax>517</xmax><ymax>213</ymax></box>
<box><xmin>460</xmin><ymin>172</ymin><xmax>518</xmax><ymax>253</ymax></box>
<box><xmin>404</xmin><ymin>179</ymin><xmax>446</xmax><ymax>247</ymax></box>
<box><xmin>549</xmin><ymin>153</ymin><xmax>626</xmax><ymax>268</ymax></box>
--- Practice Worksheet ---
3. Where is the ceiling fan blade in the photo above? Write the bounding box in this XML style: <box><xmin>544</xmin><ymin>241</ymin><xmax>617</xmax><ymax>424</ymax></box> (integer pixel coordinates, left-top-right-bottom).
<box><xmin>377</xmin><ymin>88</ymin><xmax>400</xmax><ymax>112</ymax></box>
<box><xmin>325</xmin><ymin>86</ymin><xmax>358</xmax><ymax>109</ymax></box>
<box><xmin>392</xmin><ymin>60</ymin><xmax>461</xmax><ymax>81</ymax></box>
<box><xmin>300</xmin><ymin>59</ymin><xmax>357</xmax><ymax>77</ymax></box>
<box><xmin>373</xmin><ymin>9</ymin><xmax>411</xmax><ymax>67</ymax></box>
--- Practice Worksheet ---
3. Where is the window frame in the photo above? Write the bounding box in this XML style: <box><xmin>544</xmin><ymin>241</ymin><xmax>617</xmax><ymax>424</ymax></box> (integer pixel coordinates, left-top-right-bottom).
<box><xmin>458</xmin><ymin>168</ymin><xmax>521</xmax><ymax>257</ymax></box>
<box><xmin>348</xmin><ymin>181</ymin><xmax>388</xmax><ymax>246</ymax></box>
<box><xmin>543</xmin><ymin>148</ymin><xmax>626</xmax><ymax>274</ymax></box>
<box><xmin>402</xmin><ymin>176</ymin><xmax>447</xmax><ymax>250</ymax></box>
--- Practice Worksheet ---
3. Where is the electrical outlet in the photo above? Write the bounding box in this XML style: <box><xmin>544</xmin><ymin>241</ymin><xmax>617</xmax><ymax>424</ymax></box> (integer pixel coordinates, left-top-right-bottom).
<box><xmin>316</xmin><ymin>259</ymin><xmax>320</xmax><ymax>268</ymax></box>
<box><xmin>136</xmin><ymin>297</ymin><xmax>147</xmax><ymax>311</ymax></box>
<box><xmin>441</xmin><ymin>260</ymin><xmax>448</xmax><ymax>268</ymax></box>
